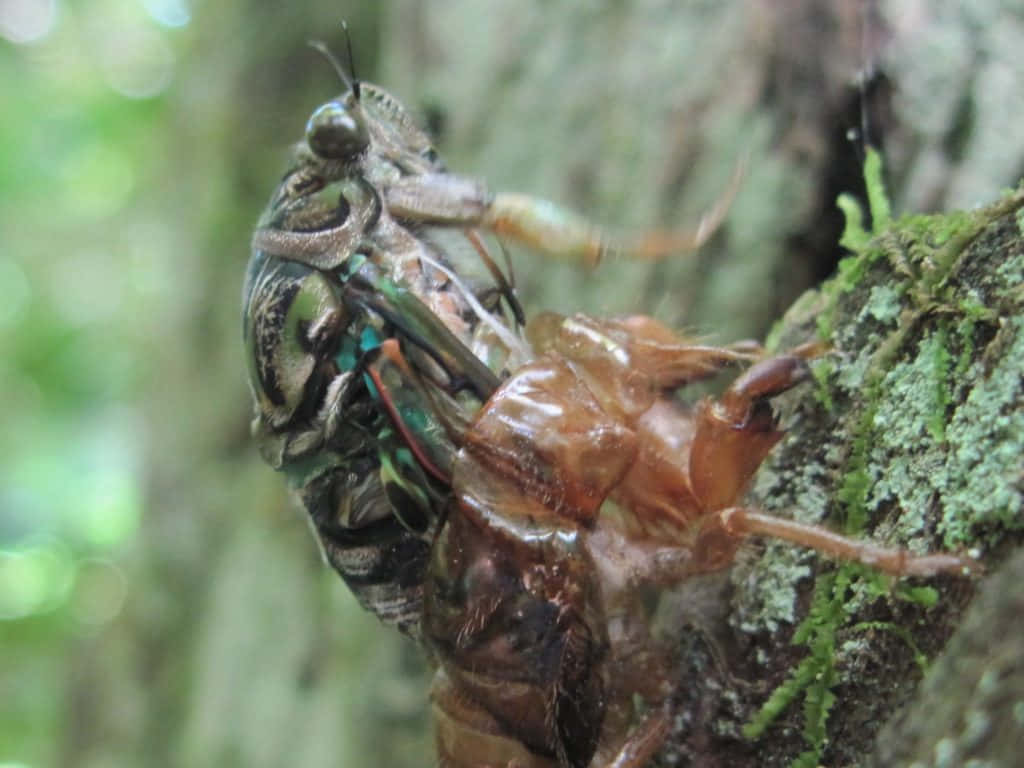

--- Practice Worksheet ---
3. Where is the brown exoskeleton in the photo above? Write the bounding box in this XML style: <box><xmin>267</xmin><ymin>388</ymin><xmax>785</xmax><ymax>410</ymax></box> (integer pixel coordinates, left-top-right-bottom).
<box><xmin>416</xmin><ymin>312</ymin><xmax>974</xmax><ymax>768</ymax></box>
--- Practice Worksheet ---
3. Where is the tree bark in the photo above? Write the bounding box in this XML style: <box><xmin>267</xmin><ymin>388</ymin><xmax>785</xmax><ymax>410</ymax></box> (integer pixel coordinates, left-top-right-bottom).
<box><xmin>658</xmin><ymin>176</ymin><xmax>1024</xmax><ymax>766</ymax></box>
<box><xmin>869</xmin><ymin>546</ymin><xmax>1024</xmax><ymax>767</ymax></box>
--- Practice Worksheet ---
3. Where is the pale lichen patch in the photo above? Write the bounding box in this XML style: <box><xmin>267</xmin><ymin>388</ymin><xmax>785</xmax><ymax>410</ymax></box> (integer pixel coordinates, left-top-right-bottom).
<box><xmin>861</xmin><ymin>283</ymin><xmax>903</xmax><ymax>326</ymax></box>
<box><xmin>731</xmin><ymin>541</ymin><xmax>812</xmax><ymax>634</ymax></box>
<box><xmin>867</xmin><ymin>330</ymin><xmax>961</xmax><ymax>543</ymax></box>
<box><xmin>940</xmin><ymin>316</ymin><xmax>1024</xmax><ymax>546</ymax></box>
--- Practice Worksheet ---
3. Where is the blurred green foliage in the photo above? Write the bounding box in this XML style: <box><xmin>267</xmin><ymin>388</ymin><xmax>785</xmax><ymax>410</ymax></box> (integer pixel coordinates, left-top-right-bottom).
<box><xmin>1</xmin><ymin>2</ymin><xmax>165</xmax><ymax>758</ymax></box>
<box><xmin>1</xmin><ymin>3</ymin><xmax>427</xmax><ymax>767</ymax></box>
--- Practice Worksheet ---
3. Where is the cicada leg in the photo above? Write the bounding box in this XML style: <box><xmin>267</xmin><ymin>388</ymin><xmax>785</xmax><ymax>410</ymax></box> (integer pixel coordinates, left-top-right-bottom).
<box><xmin>384</xmin><ymin>160</ymin><xmax>743</xmax><ymax>267</ymax></box>
<box><xmin>251</xmin><ymin>174</ymin><xmax>383</xmax><ymax>269</ymax></box>
<box><xmin>462</xmin><ymin>228</ymin><xmax>526</xmax><ymax>327</ymax></box>
<box><xmin>362</xmin><ymin>339</ymin><xmax>452</xmax><ymax>486</ymax></box>
<box><xmin>345</xmin><ymin>269</ymin><xmax>502</xmax><ymax>401</ymax></box>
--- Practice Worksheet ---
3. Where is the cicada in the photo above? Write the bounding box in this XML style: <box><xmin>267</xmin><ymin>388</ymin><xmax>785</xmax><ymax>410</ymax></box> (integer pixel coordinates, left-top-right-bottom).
<box><xmin>243</xmin><ymin>46</ymin><xmax>975</xmax><ymax>768</ymax></box>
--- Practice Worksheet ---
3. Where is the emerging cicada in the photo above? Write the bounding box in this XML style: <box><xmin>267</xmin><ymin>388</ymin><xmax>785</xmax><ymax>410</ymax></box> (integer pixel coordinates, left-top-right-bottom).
<box><xmin>243</xmin><ymin>43</ymin><xmax>975</xmax><ymax>768</ymax></box>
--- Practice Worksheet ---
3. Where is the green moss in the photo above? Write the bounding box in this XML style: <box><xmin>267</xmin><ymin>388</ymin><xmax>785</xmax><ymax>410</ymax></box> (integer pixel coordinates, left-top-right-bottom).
<box><xmin>954</xmin><ymin>298</ymin><xmax>989</xmax><ymax>375</ymax></box>
<box><xmin>818</xmin><ymin>149</ymin><xmax>896</xmax><ymax>347</ymax></box>
<box><xmin>863</xmin><ymin>147</ymin><xmax>891</xmax><ymax>230</ymax></box>
<box><xmin>835</xmin><ymin>148</ymin><xmax>889</xmax><ymax>253</ymax></box>
<box><xmin>837</xmin><ymin>193</ymin><xmax>871</xmax><ymax>252</ymax></box>
<box><xmin>898</xmin><ymin>209</ymin><xmax>973</xmax><ymax>250</ymax></box>
<box><xmin>836</xmin><ymin>397</ymin><xmax>878</xmax><ymax>535</ymax></box>
<box><xmin>926</xmin><ymin>322</ymin><xmax>954</xmax><ymax>442</ymax></box>
<box><xmin>743</xmin><ymin>568</ymin><xmax>855</xmax><ymax>765</ymax></box>
<box><xmin>892</xmin><ymin>584</ymin><xmax>939</xmax><ymax>609</ymax></box>
<box><xmin>810</xmin><ymin>358</ymin><xmax>835</xmax><ymax>412</ymax></box>
<box><xmin>742</xmin><ymin>167</ymin><xmax>1024</xmax><ymax>767</ymax></box>
<box><xmin>742</xmin><ymin>570</ymin><xmax>841</xmax><ymax>742</ymax></box>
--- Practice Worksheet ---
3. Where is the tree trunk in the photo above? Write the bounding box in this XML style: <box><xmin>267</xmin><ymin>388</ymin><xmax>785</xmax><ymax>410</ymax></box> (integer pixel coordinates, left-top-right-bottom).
<box><xmin>660</xmin><ymin>172</ymin><xmax>1024</xmax><ymax>766</ymax></box>
<box><xmin>52</xmin><ymin>2</ymin><xmax>1022</xmax><ymax>767</ymax></box>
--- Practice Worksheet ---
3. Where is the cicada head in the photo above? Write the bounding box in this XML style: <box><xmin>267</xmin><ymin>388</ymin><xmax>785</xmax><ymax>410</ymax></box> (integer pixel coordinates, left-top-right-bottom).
<box><xmin>302</xmin><ymin>36</ymin><xmax>442</xmax><ymax>175</ymax></box>
<box><xmin>305</xmin><ymin>91</ymin><xmax>371</xmax><ymax>161</ymax></box>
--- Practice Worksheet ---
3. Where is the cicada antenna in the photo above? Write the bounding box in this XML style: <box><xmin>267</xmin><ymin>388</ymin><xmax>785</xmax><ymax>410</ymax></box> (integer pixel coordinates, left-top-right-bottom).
<box><xmin>307</xmin><ymin>36</ymin><xmax>358</xmax><ymax>98</ymax></box>
<box><xmin>341</xmin><ymin>19</ymin><xmax>361</xmax><ymax>100</ymax></box>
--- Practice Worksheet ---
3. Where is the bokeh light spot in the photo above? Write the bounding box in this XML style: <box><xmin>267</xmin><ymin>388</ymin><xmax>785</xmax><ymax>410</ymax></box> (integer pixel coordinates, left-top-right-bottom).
<box><xmin>77</xmin><ymin>470</ymin><xmax>142</xmax><ymax>551</ymax></box>
<box><xmin>60</xmin><ymin>140</ymin><xmax>136</xmax><ymax>220</ymax></box>
<box><xmin>70</xmin><ymin>558</ymin><xmax>127</xmax><ymax>626</ymax></box>
<box><xmin>97</xmin><ymin>22</ymin><xmax>174</xmax><ymax>99</ymax></box>
<box><xmin>141</xmin><ymin>0</ymin><xmax>189</xmax><ymax>28</ymax></box>
<box><xmin>0</xmin><ymin>543</ymin><xmax>75</xmax><ymax>620</ymax></box>
<box><xmin>0</xmin><ymin>0</ymin><xmax>57</xmax><ymax>44</ymax></box>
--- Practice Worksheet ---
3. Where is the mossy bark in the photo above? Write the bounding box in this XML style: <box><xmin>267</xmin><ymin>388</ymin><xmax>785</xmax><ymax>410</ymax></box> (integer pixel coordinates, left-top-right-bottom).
<box><xmin>868</xmin><ymin>546</ymin><xmax>1024</xmax><ymax>767</ymax></box>
<box><xmin>661</xmin><ymin>187</ymin><xmax>1024</xmax><ymax>766</ymax></box>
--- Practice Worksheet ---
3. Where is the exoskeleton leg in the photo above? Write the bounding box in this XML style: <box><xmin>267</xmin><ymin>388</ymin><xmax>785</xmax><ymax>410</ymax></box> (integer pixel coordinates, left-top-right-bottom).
<box><xmin>590</xmin><ymin>711</ymin><xmax>670</xmax><ymax>768</ymax></box>
<box><xmin>679</xmin><ymin>349</ymin><xmax>978</xmax><ymax>576</ymax></box>
<box><xmin>606</xmin><ymin>315</ymin><xmax>763</xmax><ymax>389</ymax></box>
<box><xmin>698</xmin><ymin>506</ymin><xmax>978</xmax><ymax>577</ymax></box>
<box><xmin>689</xmin><ymin>354</ymin><xmax>812</xmax><ymax>513</ymax></box>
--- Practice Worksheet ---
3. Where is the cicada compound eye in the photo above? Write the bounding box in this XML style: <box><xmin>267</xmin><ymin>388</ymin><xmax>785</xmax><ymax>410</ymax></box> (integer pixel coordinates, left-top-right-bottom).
<box><xmin>305</xmin><ymin>97</ymin><xmax>369</xmax><ymax>160</ymax></box>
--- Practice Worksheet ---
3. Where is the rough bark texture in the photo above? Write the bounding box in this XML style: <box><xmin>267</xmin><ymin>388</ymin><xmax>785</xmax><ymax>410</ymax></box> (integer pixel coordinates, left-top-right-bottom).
<box><xmin>655</xmin><ymin>179</ymin><xmax>1024</xmax><ymax>766</ymax></box>
<box><xmin>868</xmin><ymin>546</ymin><xmax>1024</xmax><ymax>768</ymax></box>
<box><xmin>49</xmin><ymin>3</ymin><xmax>1023</xmax><ymax>767</ymax></box>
